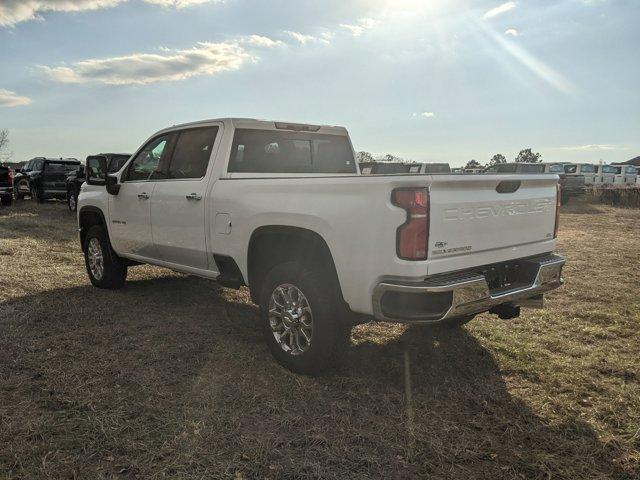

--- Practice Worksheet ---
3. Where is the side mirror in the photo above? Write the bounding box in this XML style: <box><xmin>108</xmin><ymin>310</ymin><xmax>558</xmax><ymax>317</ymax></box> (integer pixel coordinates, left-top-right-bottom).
<box><xmin>106</xmin><ymin>174</ymin><xmax>120</xmax><ymax>195</ymax></box>
<box><xmin>86</xmin><ymin>156</ymin><xmax>107</xmax><ymax>186</ymax></box>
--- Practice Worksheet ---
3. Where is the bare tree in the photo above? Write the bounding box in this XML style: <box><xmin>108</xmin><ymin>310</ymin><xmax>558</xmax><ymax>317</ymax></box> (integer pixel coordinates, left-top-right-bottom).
<box><xmin>0</xmin><ymin>129</ymin><xmax>8</xmax><ymax>152</ymax></box>
<box><xmin>0</xmin><ymin>129</ymin><xmax>10</xmax><ymax>163</ymax></box>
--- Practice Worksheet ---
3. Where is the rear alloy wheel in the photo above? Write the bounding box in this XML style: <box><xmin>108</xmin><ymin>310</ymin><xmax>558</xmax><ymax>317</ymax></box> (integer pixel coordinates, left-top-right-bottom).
<box><xmin>83</xmin><ymin>225</ymin><xmax>127</xmax><ymax>289</ymax></box>
<box><xmin>68</xmin><ymin>191</ymin><xmax>78</xmax><ymax>212</ymax></box>
<box><xmin>269</xmin><ymin>284</ymin><xmax>314</xmax><ymax>356</ymax></box>
<box><xmin>260</xmin><ymin>262</ymin><xmax>351</xmax><ymax>375</ymax></box>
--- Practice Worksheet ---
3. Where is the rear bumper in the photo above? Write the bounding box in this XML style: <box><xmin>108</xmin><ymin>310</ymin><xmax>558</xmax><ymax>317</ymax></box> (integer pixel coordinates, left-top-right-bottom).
<box><xmin>372</xmin><ymin>253</ymin><xmax>565</xmax><ymax>324</ymax></box>
<box><xmin>0</xmin><ymin>187</ymin><xmax>12</xmax><ymax>197</ymax></box>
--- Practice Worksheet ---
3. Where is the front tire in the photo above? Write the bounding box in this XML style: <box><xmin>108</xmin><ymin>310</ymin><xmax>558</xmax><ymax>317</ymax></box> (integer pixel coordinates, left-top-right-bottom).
<box><xmin>259</xmin><ymin>262</ymin><xmax>351</xmax><ymax>375</ymax></box>
<box><xmin>83</xmin><ymin>225</ymin><xmax>127</xmax><ymax>289</ymax></box>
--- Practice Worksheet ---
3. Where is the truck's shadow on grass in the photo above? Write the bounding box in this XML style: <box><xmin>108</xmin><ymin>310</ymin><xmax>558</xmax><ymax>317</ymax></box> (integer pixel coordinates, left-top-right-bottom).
<box><xmin>0</xmin><ymin>275</ymin><xmax>630</xmax><ymax>479</ymax></box>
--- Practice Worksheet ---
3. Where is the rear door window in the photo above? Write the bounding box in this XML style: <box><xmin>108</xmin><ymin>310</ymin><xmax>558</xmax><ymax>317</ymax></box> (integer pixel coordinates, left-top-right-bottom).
<box><xmin>228</xmin><ymin>129</ymin><xmax>355</xmax><ymax>174</ymax></box>
<box><xmin>167</xmin><ymin>127</ymin><xmax>218</xmax><ymax>179</ymax></box>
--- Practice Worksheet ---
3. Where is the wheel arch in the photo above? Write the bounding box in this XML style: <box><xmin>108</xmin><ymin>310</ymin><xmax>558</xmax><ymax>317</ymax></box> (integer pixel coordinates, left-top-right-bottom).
<box><xmin>246</xmin><ymin>225</ymin><xmax>345</xmax><ymax>307</ymax></box>
<box><xmin>78</xmin><ymin>206</ymin><xmax>108</xmax><ymax>252</ymax></box>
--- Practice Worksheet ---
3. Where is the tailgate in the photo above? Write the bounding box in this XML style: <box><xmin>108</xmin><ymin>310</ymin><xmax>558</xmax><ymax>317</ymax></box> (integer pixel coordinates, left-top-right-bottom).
<box><xmin>428</xmin><ymin>174</ymin><xmax>558</xmax><ymax>269</ymax></box>
<box><xmin>43</xmin><ymin>164</ymin><xmax>73</xmax><ymax>187</ymax></box>
<box><xmin>0</xmin><ymin>167</ymin><xmax>9</xmax><ymax>187</ymax></box>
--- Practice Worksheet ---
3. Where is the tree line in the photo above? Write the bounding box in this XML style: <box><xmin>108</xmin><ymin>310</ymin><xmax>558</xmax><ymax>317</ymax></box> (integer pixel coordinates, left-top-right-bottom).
<box><xmin>356</xmin><ymin>148</ymin><xmax>543</xmax><ymax>170</ymax></box>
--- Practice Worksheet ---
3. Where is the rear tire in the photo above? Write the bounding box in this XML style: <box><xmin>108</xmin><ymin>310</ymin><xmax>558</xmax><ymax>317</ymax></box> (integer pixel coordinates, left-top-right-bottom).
<box><xmin>83</xmin><ymin>225</ymin><xmax>127</xmax><ymax>289</ymax></box>
<box><xmin>67</xmin><ymin>190</ymin><xmax>78</xmax><ymax>212</ymax></box>
<box><xmin>259</xmin><ymin>261</ymin><xmax>351</xmax><ymax>375</ymax></box>
<box><xmin>31</xmin><ymin>185</ymin><xmax>43</xmax><ymax>203</ymax></box>
<box><xmin>1</xmin><ymin>196</ymin><xmax>11</xmax><ymax>206</ymax></box>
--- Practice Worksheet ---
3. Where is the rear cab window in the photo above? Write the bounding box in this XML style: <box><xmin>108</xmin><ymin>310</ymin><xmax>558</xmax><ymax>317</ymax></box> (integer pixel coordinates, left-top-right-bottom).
<box><xmin>228</xmin><ymin>128</ymin><xmax>356</xmax><ymax>174</ymax></box>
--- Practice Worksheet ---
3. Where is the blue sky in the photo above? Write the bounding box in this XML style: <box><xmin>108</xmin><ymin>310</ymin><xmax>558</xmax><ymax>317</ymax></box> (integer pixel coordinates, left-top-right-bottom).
<box><xmin>0</xmin><ymin>0</ymin><xmax>638</xmax><ymax>166</ymax></box>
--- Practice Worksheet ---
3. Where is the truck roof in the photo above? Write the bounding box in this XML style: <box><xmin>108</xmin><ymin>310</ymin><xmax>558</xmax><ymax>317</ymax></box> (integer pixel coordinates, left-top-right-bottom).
<box><xmin>163</xmin><ymin>118</ymin><xmax>349</xmax><ymax>136</ymax></box>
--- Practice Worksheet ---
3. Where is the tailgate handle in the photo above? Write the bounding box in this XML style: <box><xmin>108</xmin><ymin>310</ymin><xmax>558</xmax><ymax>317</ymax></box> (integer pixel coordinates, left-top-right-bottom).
<box><xmin>496</xmin><ymin>180</ymin><xmax>521</xmax><ymax>194</ymax></box>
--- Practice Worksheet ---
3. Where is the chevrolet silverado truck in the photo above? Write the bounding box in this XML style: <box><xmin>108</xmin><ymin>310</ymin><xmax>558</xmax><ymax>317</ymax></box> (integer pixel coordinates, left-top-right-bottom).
<box><xmin>78</xmin><ymin>118</ymin><xmax>565</xmax><ymax>374</ymax></box>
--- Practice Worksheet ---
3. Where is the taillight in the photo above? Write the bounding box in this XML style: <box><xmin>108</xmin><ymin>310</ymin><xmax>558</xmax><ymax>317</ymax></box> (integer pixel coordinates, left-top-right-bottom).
<box><xmin>554</xmin><ymin>183</ymin><xmax>561</xmax><ymax>238</ymax></box>
<box><xmin>392</xmin><ymin>188</ymin><xmax>429</xmax><ymax>260</ymax></box>
<box><xmin>8</xmin><ymin>169</ymin><xmax>13</xmax><ymax>186</ymax></box>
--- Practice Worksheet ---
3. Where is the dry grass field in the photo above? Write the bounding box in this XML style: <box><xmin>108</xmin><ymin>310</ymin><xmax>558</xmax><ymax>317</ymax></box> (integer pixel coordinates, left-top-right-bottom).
<box><xmin>0</xmin><ymin>199</ymin><xmax>638</xmax><ymax>479</ymax></box>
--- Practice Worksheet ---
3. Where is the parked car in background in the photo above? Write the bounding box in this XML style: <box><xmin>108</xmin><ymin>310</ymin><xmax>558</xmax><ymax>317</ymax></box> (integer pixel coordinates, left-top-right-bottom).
<box><xmin>565</xmin><ymin>163</ymin><xmax>597</xmax><ymax>184</ymax></box>
<box><xmin>594</xmin><ymin>164</ymin><xmax>617</xmax><ymax>185</ymax></box>
<box><xmin>610</xmin><ymin>164</ymin><xmax>638</xmax><ymax>184</ymax></box>
<box><xmin>13</xmin><ymin>157</ymin><xmax>81</xmax><ymax>202</ymax></box>
<box><xmin>0</xmin><ymin>164</ymin><xmax>13</xmax><ymax>206</ymax></box>
<box><xmin>78</xmin><ymin>118</ymin><xmax>565</xmax><ymax>374</ymax></box>
<box><xmin>67</xmin><ymin>153</ymin><xmax>130</xmax><ymax>211</ymax></box>
<box><xmin>359</xmin><ymin>161</ymin><xmax>411</xmax><ymax>174</ymax></box>
<box><xmin>407</xmin><ymin>163</ymin><xmax>451</xmax><ymax>174</ymax></box>
<box><xmin>542</xmin><ymin>163</ymin><xmax>585</xmax><ymax>204</ymax></box>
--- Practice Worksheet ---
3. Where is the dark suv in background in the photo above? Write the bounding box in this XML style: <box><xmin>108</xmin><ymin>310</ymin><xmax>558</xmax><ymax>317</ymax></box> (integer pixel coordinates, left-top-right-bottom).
<box><xmin>0</xmin><ymin>164</ymin><xmax>13</xmax><ymax>206</ymax></box>
<box><xmin>66</xmin><ymin>154</ymin><xmax>130</xmax><ymax>211</ymax></box>
<box><xmin>14</xmin><ymin>157</ymin><xmax>81</xmax><ymax>202</ymax></box>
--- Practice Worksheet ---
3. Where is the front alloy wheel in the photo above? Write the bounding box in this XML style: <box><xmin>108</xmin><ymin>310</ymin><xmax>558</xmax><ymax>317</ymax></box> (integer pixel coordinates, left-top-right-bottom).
<box><xmin>83</xmin><ymin>225</ymin><xmax>127</xmax><ymax>289</ymax></box>
<box><xmin>87</xmin><ymin>237</ymin><xmax>105</xmax><ymax>281</ymax></box>
<box><xmin>269</xmin><ymin>284</ymin><xmax>314</xmax><ymax>355</ymax></box>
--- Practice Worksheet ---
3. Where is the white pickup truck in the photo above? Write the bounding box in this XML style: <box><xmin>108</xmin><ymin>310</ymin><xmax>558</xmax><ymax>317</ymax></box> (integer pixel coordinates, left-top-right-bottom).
<box><xmin>78</xmin><ymin>118</ymin><xmax>565</xmax><ymax>374</ymax></box>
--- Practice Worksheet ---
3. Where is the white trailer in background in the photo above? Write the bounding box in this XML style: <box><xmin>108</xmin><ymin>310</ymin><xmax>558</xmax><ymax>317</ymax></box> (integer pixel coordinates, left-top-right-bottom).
<box><xmin>565</xmin><ymin>164</ymin><xmax>597</xmax><ymax>184</ymax></box>
<box><xmin>610</xmin><ymin>164</ymin><xmax>638</xmax><ymax>184</ymax></box>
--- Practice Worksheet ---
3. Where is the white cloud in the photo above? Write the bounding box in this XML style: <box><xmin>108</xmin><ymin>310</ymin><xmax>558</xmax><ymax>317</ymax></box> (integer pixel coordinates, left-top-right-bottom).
<box><xmin>504</xmin><ymin>28</ymin><xmax>519</xmax><ymax>36</ymax></box>
<box><xmin>560</xmin><ymin>144</ymin><xmax>621</xmax><ymax>151</ymax></box>
<box><xmin>0</xmin><ymin>0</ymin><xmax>222</xmax><ymax>27</ymax></box>
<box><xmin>413</xmin><ymin>112</ymin><xmax>435</xmax><ymax>118</ymax></box>
<box><xmin>143</xmin><ymin>0</ymin><xmax>221</xmax><ymax>8</ymax></box>
<box><xmin>40</xmin><ymin>41</ymin><xmax>249</xmax><ymax>86</ymax></box>
<box><xmin>340</xmin><ymin>17</ymin><xmax>378</xmax><ymax>37</ymax></box>
<box><xmin>243</xmin><ymin>35</ymin><xmax>284</xmax><ymax>48</ymax></box>
<box><xmin>0</xmin><ymin>88</ymin><xmax>32</xmax><ymax>107</ymax></box>
<box><xmin>483</xmin><ymin>1</ymin><xmax>516</xmax><ymax>19</ymax></box>
<box><xmin>284</xmin><ymin>30</ymin><xmax>331</xmax><ymax>45</ymax></box>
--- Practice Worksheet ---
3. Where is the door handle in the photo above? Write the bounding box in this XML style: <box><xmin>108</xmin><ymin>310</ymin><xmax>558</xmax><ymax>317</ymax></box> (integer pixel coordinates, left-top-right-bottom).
<box><xmin>137</xmin><ymin>192</ymin><xmax>149</xmax><ymax>200</ymax></box>
<box><xmin>185</xmin><ymin>193</ymin><xmax>202</xmax><ymax>201</ymax></box>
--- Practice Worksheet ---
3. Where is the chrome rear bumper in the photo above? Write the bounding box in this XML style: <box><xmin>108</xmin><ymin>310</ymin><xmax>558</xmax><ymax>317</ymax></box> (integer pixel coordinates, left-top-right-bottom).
<box><xmin>372</xmin><ymin>253</ymin><xmax>565</xmax><ymax>324</ymax></box>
